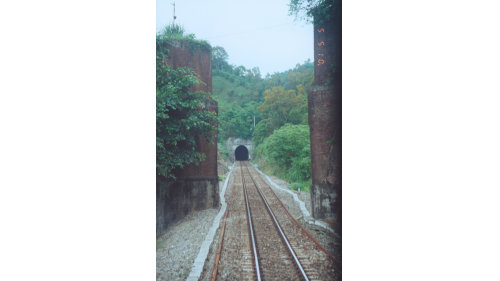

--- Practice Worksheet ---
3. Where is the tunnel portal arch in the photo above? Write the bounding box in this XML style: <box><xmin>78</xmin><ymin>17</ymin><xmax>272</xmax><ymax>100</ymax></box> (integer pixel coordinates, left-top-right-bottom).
<box><xmin>227</xmin><ymin>138</ymin><xmax>254</xmax><ymax>162</ymax></box>
<box><xmin>235</xmin><ymin>145</ymin><xmax>249</xmax><ymax>161</ymax></box>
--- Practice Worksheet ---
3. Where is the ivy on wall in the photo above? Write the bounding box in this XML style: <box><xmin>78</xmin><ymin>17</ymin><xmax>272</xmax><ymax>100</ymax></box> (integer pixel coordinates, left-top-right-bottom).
<box><xmin>156</xmin><ymin>23</ymin><xmax>218</xmax><ymax>179</ymax></box>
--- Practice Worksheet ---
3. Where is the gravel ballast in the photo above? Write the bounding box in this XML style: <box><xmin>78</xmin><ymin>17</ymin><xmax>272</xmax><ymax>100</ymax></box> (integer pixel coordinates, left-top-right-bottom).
<box><xmin>251</xmin><ymin>165</ymin><xmax>341</xmax><ymax>264</ymax></box>
<box><xmin>156</xmin><ymin>165</ymin><xmax>235</xmax><ymax>281</ymax></box>
<box><xmin>156</xmin><ymin>162</ymin><xmax>340</xmax><ymax>281</ymax></box>
<box><xmin>156</xmin><ymin>207</ymin><xmax>220</xmax><ymax>281</ymax></box>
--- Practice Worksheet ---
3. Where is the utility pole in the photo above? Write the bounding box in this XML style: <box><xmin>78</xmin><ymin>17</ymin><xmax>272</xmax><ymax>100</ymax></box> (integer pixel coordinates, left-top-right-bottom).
<box><xmin>253</xmin><ymin>116</ymin><xmax>255</xmax><ymax>127</ymax></box>
<box><xmin>172</xmin><ymin>2</ymin><xmax>176</xmax><ymax>23</ymax></box>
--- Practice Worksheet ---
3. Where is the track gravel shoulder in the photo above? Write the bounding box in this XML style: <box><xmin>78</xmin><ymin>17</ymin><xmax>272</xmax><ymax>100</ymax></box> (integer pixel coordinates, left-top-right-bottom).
<box><xmin>156</xmin><ymin>206</ymin><xmax>220</xmax><ymax>281</ymax></box>
<box><xmin>199</xmin><ymin>170</ymin><xmax>236</xmax><ymax>281</ymax></box>
<box><xmin>156</xmin><ymin>163</ymin><xmax>236</xmax><ymax>281</ymax></box>
<box><xmin>156</xmin><ymin>161</ymin><xmax>340</xmax><ymax>281</ymax></box>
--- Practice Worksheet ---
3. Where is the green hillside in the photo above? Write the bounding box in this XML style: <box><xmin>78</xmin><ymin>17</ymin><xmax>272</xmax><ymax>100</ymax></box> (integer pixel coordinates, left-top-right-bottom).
<box><xmin>212</xmin><ymin>46</ymin><xmax>314</xmax><ymax>189</ymax></box>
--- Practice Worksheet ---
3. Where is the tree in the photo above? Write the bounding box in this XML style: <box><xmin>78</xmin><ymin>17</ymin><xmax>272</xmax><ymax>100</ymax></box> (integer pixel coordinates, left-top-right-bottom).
<box><xmin>257</xmin><ymin>86</ymin><xmax>305</xmax><ymax>128</ymax></box>
<box><xmin>210</xmin><ymin>46</ymin><xmax>313</xmax><ymax>142</ymax></box>
<box><xmin>252</xmin><ymin>67</ymin><xmax>261</xmax><ymax>80</ymax></box>
<box><xmin>218</xmin><ymin>101</ymin><xmax>260</xmax><ymax>140</ymax></box>
<box><xmin>284</xmin><ymin>63</ymin><xmax>313</xmax><ymax>90</ymax></box>
<box><xmin>252</xmin><ymin>118</ymin><xmax>274</xmax><ymax>147</ymax></box>
<box><xmin>212</xmin><ymin>46</ymin><xmax>229</xmax><ymax>70</ymax></box>
<box><xmin>234</xmin><ymin>65</ymin><xmax>247</xmax><ymax>77</ymax></box>
<box><xmin>288</xmin><ymin>0</ymin><xmax>337</xmax><ymax>26</ymax></box>
<box><xmin>263</xmin><ymin>73</ymin><xmax>283</xmax><ymax>90</ymax></box>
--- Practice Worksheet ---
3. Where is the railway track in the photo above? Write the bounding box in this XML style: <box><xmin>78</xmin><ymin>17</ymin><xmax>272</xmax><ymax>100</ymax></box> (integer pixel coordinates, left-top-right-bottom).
<box><xmin>210</xmin><ymin>161</ymin><xmax>337</xmax><ymax>281</ymax></box>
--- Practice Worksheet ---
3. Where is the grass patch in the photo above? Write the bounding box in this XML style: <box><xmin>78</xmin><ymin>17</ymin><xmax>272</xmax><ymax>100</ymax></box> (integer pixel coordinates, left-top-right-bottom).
<box><xmin>156</xmin><ymin>238</ymin><xmax>165</xmax><ymax>251</ymax></box>
<box><xmin>289</xmin><ymin>179</ymin><xmax>312</xmax><ymax>193</ymax></box>
<box><xmin>255</xmin><ymin>154</ymin><xmax>312</xmax><ymax>193</ymax></box>
<box><xmin>218</xmin><ymin>175</ymin><xmax>226</xmax><ymax>182</ymax></box>
<box><xmin>157</xmin><ymin>23</ymin><xmax>211</xmax><ymax>55</ymax></box>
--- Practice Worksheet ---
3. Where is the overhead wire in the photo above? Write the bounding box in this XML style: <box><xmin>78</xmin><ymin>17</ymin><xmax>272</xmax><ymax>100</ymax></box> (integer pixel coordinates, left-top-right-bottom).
<box><xmin>199</xmin><ymin>22</ymin><xmax>296</xmax><ymax>40</ymax></box>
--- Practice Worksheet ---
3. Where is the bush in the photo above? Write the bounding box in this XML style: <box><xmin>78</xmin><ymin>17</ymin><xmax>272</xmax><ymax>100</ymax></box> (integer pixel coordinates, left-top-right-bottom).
<box><xmin>288</xmin><ymin>154</ymin><xmax>311</xmax><ymax>183</ymax></box>
<box><xmin>257</xmin><ymin>124</ymin><xmax>311</xmax><ymax>183</ymax></box>
<box><xmin>218</xmin><ymin>175</ymin><xmax>226</xmax><ymax>182</ymax></box>
<box><xmin>290</xmin><ymin>180</ymin><xmax>312</xmax><ymax>193</ymax></box>
<box><xmin>251</xmin><ymin>144</ymin><xmax>264</xmax><ymax>162</ymax></box>
<box><xmin>262</xmin><ymin>124</ymin><xmax>310</xmax><ymax>168</ymax></box>
<box><xmin>290</xmin><ymin>182</ymin><xmax>302</xmax><ymax>190</ymax></box>
<box><xmin>217</xmin><ymin>142</ymin><xmax>229</xmax><ymax>160</ymax></box>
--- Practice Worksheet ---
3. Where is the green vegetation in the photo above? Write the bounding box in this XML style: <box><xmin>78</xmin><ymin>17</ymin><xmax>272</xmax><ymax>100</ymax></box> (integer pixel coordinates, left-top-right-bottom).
<box><xmin>156</xmin><ymin>23</ymin><xmax>316</xmax><ymax>189</ymax></box>
<box><xmin>212</xmin><ymin>49</ymin><xmax>313</xmax><ymax>140</ymax></box>
<box><xmin>291</xmin><ymin>182</ymin><xmax>302</xmax><ymax>190</ymax></box>
<box><xmin>261</xmin><ymin>124</ymin><xmax>309</xmax><ymax>169</ymax></box>
<box><xmin>157</xmin><ymin>23</ymin><xmax>211</xmax><ymax>54</ymax></box>
<box><xmin>258</xmin><ymin>85</ymin><xmax>307</xmax><ymax>128</ymax></box>
<box><xmin>156</xmin><ymin>238</ymin><xmax>165</xmax><ymax>250</ymax></box>
<box><xmin>252</xmin><ymin>119</ymin><xmax>274</xmax><ymax>147</ymax></box>
<box><xmin>211</xmin><ymin>52</ymin><xmax>265</xmax><ymax>140</ymax></box>
<box><xmin>258</xmin><ymin>124</ymin><xmax>311</xmax><ymax>184</ymax></box>
<box><xmin>288</xmin><ymin>0</ymin><xmax>339</xmax><ymax>26</ymax></box>
<box><xmin>210</xmin><ymin>44</ymin><xmax>315</xmax><ymax>191</ymax></box>
<box><xmin>156</xmin><ymin>24</ymin><xmax>218</xmax><ymax>179</ymax></box>
<box><xmin>218</xmin><ymin>175</ymin><xmax>226</xmax><ymax>182</ymax></box>
<box><xmin>290</xmin><ymin>182</ymin><xmax>311</xmax><ymax>192</ymax></box>
<box><xmin>217</xmin><ymin>141</ymin><xmax>229</xmax><ymax>160</ymax></box>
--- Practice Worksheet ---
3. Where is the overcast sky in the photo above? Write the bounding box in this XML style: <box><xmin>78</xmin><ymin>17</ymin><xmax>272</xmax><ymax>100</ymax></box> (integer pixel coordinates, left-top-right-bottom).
<box><xmin>156</xmin><ymin>0</ymin><xmax>313</xmax><ymax>77</ymax></box>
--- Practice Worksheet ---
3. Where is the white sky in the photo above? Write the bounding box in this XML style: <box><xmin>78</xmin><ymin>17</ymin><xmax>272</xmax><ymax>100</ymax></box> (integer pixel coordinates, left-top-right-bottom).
<box><xmin>156</xmin><ymin>0</ymin><xmax>313</xmax><ymax>76</ymax></box>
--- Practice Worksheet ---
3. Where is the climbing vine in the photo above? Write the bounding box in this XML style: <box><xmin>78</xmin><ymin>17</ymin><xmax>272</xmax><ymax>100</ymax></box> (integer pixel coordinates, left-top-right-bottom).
<box><xmin>156</xmin><ymin>23</ymin><xmax>218</xmax><ymax>180</ymax></box>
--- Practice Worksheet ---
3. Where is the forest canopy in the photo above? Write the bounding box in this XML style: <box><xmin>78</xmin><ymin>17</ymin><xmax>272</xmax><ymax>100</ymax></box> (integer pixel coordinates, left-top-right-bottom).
<box><xmin>212</xmin><ymin>45</ymin><xmax>313</xmax><ymax>141</ymax></box>
<box><xmin>211</xmin><ymin>45</ymin><xmax>314</xmax><ymax>186</ymax></box>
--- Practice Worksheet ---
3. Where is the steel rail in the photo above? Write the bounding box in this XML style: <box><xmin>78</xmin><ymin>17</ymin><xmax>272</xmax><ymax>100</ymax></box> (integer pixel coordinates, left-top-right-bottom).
<box><xmin>249</xmin><ymin>162</ymin><xmax>341</xmax><ymax>271</ymax></box>
<box><xmin>240</xmin><ymin>162</ymin><xmax>262</xmax><ymax>281</ymax></box>
<box><xmin>242</xmin><ymin>161</ymin><xmax>309</xmax><ymax>281</ymax></box>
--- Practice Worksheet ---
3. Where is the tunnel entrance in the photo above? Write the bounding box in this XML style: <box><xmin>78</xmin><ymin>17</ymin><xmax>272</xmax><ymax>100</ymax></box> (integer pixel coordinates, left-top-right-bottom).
<box><xmin>235</xmin><ymin>145</ymin><xmax>249</xmax><ymax>161</ymax></box>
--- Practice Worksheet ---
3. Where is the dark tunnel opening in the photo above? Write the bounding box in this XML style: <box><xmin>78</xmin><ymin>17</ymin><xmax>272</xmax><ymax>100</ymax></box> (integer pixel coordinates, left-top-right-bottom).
<box><xmin>235</xmin><ymin>145</ymin><xmax>249</xmax><ymax>161</ymax></box>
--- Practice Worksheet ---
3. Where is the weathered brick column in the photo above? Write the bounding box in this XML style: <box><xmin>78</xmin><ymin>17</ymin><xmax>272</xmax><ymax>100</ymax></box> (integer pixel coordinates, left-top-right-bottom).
<box><xmin>156</xmin><ymin>40</ymin><xmax>219</xmax><ymax>235</ymax></box>
<box><xmin>308</xmin><ymin>10</ymin><xmax>342</xmax><ymax>234</ymax></box>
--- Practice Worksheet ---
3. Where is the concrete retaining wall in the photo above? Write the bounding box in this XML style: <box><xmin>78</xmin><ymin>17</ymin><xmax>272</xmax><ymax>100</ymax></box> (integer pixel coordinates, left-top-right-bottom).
<box><xmin>156</xmin><ymin>177</ymin><xmax>219</xmax><ymax>236</ymax></box>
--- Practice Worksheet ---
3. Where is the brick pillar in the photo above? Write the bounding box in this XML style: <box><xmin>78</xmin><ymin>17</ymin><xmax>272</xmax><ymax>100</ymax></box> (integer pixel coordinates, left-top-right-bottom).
<box><xmin>157</xmin><ymin>40</ymin><xmax>219</xmax><ymax>235</ymax></box>
<box><xmin>163</xmin><ymin>40</ymin><xmax>218</xmax><ymax>180</ymax></box>
<box><xmin>308</xmin><ymin>8</ymin><xmax>342</xmax><ymax>234</ymax></box>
